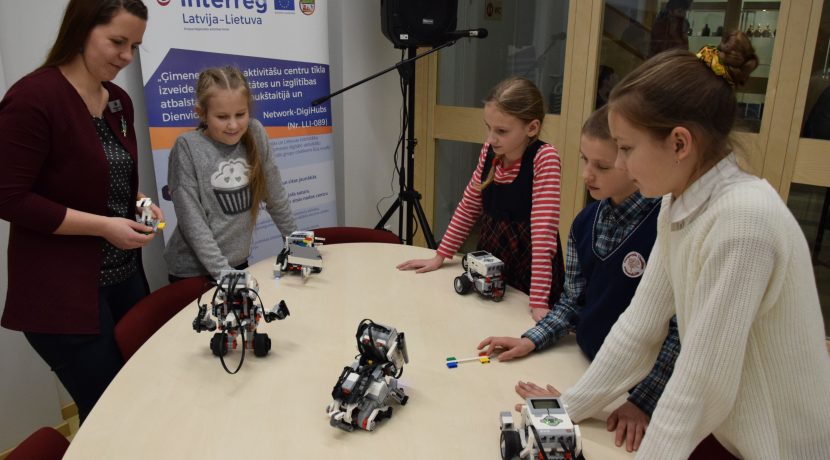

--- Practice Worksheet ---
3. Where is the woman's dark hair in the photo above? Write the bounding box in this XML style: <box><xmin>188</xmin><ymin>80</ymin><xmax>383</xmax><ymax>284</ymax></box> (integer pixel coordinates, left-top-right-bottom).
<box><xmin>608</xmin><ymin>31</ymin><xmax>758</xmax><ymax>170</ymax></box>
<box><xmin>41</xmin><ymin>0</ymin><xmax>148</xmax><ymax>69</ymax></box>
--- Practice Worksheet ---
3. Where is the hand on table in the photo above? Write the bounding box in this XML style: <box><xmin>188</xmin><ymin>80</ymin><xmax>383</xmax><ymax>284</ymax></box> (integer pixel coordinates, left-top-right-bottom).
<box><xmin>477</xmin><ymin>336</ymin><xmax>535</xmax><ymax>361</ymax></box>
<box><xmin>531</xmin><ymin>307</ymin><xmax>550</xmax><ymax>322</ymax></box>
<box><xmin>396</xmin><ymin>254</ymin><xmax>444</xmax><ymax>273</ymax></box>
<box><xmin>514</xmin><ymin>380</ymin><xmax>561</xmax><ymax>411</ymax></box>
<box><xmin>607</xmin><ymin>400</ymin><xmax>649</xmax><ymax>452</ymax></box>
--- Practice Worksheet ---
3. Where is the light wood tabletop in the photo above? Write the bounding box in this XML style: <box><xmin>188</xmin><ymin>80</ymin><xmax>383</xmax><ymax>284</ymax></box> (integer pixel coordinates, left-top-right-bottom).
<box><xmin>64</xmin><ymin>243</ymin><xmax>633</xmax><ymax>459</ymax></box>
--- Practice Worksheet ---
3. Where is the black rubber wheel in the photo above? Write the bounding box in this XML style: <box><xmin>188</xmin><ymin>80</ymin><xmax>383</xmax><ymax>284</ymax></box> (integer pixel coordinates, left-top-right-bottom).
<box><xmin>277</xmin><ymin>249</ymin><xmax>289</xmax><ymax>271</ymax></box>
<box><xmin>376</xmin><ymin>407</ymin><xmax>393</xmax><ymax>422</ymax></box>
<box><xmin>454</xmin><ymin>275</ymin><xmax>471</xmax><ymax>294</ymax></box>
<box><xmin>461</xmin><ymin>254</ymin><xmax>468</xmax><ymax>270</ymax></box>
<box><xmin>253</xmin><ymin>332</ymin><xmax>271</xmax><ymax>357</ymax></box>
<box><xmin>210</xmin><ymin>333</ymin><xmax>228</xmax><ymax>356</ymax></box>
<box><xmin>492</xmin><ymin>287</ymin><xmax>505</xmax><ymax>302</ymax></box>
<box><xmin>500</xmin><ymin>430</ymin><xmax>521</xmax><ymax>460</ymax></box>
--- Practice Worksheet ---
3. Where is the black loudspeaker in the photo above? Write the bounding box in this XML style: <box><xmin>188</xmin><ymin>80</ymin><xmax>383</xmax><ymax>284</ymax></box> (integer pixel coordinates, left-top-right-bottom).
<box><xmin>381</xmin><ymin>0</ymin><xmax>458</xmax><ymax>49</ymax></box>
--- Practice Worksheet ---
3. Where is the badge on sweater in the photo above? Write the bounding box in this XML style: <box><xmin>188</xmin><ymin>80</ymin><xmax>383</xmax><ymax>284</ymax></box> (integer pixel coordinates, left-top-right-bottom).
<box><xmin>622</xmin><ymin>251</ymin><xmax>646</xmax><ymax>278</ymax></box>
<box><xmin>108</xmin><ymin>100</ymin><xmax>123</xmax><ymax>113</ymax></box>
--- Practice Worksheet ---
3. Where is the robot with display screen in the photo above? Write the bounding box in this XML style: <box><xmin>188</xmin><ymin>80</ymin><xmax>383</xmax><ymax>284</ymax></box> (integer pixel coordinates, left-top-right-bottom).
<box><xmin>192</xmin><ymin>270</ymin><xmax>290</xmax><ymax>372</ymax></box>
<box><xmin>326</xmin><ymin>319</ymin><xmax>409</xmax><ymax>432</ymax></box>
<box><xmin>454</xmin><ymin>250</ymin><xmax>506</xmax><ymax>300</ymax></box>
<box><xmin>499</xmin><ymin>396</ymin><xmax>582</xmax><ymax>460</ymax></box>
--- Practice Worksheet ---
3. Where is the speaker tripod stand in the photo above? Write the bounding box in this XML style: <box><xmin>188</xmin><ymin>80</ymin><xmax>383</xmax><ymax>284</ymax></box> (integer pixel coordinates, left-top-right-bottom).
<box><xmin>313</xmin><ymin>41</ymin><xmax>459</xmax><ymax>248</ymax></box>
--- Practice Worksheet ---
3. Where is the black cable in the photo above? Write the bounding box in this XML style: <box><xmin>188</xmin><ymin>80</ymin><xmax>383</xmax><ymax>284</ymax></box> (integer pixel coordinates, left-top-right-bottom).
<box><xmin>375</xmin><ymin>48</ymin><xmax>408</xmax><ymax>219</ymax></box>
<box><xmin>557</xmin><ymin>438</ymin><xmax>576</xmax><ymax>458</ymax></box>
<box><xmin>218</xmin><ymin>309</ymin><xmax>246</xmax><ymax>375</ymax></box>
<box><xmin>529</xmin><ymin>425</ymin><xmax>550</xmax><ymax>460</ymax></box>
<box><xmin>217</xmin><ymin>273</ymin><xmax>246</xmax><ymax>375</ymax></box>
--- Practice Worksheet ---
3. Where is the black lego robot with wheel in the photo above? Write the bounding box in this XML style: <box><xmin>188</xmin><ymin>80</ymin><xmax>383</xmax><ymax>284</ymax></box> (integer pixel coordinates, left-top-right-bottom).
<box><xmin>454</xmin><ymin>250</ymin><xmax>506</xmax><ymax>301</ymax></box>
<box><xmin>499</xmin><ymin>396</ymin><xmax>582</xmax><ymax>460</ymax></box>
<box><xmin>192</xmin><ymin>270</ymin><xmax>290</xmax><ymax>373</ymax></box>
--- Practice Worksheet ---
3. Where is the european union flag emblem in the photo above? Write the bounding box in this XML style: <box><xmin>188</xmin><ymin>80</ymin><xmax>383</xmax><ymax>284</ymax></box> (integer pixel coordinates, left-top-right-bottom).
<box><xmin>275</xmin><ymin>0</ymin><xmax>294</xmax><ymax>11</ymax></box>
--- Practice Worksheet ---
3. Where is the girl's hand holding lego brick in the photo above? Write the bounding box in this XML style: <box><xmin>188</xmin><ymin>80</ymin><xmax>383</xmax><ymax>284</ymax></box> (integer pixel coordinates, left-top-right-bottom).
<box><xmin>477</xmin><ymin>336</ymin><xmax>535</xmax><ymax>361</ymax></box>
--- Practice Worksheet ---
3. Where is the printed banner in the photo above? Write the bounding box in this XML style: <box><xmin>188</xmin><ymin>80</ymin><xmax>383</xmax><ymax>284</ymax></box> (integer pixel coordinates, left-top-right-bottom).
<box><xmin>140</xmin><ymin>0</ymin><xmax>336</xmax><ymax>265</ymax></box>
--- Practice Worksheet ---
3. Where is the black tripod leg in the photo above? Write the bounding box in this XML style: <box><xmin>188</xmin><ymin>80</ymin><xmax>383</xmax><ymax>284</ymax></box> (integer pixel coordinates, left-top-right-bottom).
<box><xmin>375</xmin><ymin>198</ymin><xmax>401</xmax><ymax>231</ymax></box>
<box><xmin>411</xmin><ymin>194</ymin><xmax>436</xmax><ymax>249</ymax></box>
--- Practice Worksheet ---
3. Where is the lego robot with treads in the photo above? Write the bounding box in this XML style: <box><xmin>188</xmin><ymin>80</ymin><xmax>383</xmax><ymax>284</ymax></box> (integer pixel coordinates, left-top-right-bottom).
<box><xmin>326</xmin><ymin>319</ymin><xmax>409</xmax><ymax>432</ymax></box>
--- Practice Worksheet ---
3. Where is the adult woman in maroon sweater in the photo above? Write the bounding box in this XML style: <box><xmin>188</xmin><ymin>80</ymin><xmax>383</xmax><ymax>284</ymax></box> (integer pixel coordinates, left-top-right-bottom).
<box><xmin>0</xmin><ymin>0</ymin><xmax>159</xmax><ymax>423</ymax></box>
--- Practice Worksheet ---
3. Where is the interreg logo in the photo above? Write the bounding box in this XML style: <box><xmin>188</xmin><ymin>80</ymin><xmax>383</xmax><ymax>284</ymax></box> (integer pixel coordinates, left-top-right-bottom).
<box><xmin>178</xmin><ymin>0</ymin><xmax>271</xmax><ymax>15</ymax></box>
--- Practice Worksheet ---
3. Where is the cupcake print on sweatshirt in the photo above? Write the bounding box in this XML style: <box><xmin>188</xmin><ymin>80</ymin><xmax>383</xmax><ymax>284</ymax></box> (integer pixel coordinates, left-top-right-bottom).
<box><xmin>211</xmin><ymin>158</ymin><xmax>251</xmax><ymax>214</ymax></box>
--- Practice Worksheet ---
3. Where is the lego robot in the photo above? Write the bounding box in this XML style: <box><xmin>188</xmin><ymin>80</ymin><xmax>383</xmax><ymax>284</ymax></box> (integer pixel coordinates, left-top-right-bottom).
<box><xmin>274</xmin><ymin>230</ymin><xmax>324</xmax><ymax>278</ymax></box>
<box><xmin>499</xmin><ymin>397</ymin><xmax>582</xmax><ymax>460</ymax></box>
<box><xmin>192</xmin><ymin>270</ymin><xmax>290</xmax><ymax>373</ymax></box>
<box><xmin>135</xmin><ymin>197</ymin><xmax>165</xmax><ymax>232</ymax></box>
<box><xmin>326</xmin><ymin>319</ymin><xmax>409</xmax><ymax>432</ymax></box>
<box><xmin>454</xmin><ymin>250</ymin><xmax>506</xmax><ymax>301</ymax></box>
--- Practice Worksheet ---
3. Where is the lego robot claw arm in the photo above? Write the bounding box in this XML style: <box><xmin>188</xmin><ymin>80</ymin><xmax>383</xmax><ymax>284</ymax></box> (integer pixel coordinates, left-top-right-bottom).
<box><xmin>192</xmin><ymin>303</ymin><xmax>216</xmax><ymax>332</ymax></box>
<box><xmin>264</xmin><ymin>300</ymin><xmax>290</xmax><ymax>322</ymax></box>
<box><xmin>192</xmin><ymin>284</ymin><xmax>220</xmax><ymax>332</ymax></box>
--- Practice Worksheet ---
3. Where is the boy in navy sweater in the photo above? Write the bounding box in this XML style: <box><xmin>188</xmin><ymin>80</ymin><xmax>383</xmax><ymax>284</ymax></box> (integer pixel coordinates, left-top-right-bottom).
<box><xmin>478</xmin><ymin>106</ymin><xmax>680</xmax><ymax>452</ymax></box>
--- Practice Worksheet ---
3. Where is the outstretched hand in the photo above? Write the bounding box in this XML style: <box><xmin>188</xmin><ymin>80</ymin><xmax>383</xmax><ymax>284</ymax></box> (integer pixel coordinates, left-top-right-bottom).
<box><xmin>514</xmin><ymin>380</ymin><xmax>561</xmax><ymax>412</ymax></box>
<box><xmin>396</xmin><ymin>254</ymin><xmax>444</xmax><ymax>273</ymax></box>
<box><xmin>477</xmin><ymin>336</ymin><xmax>535</xmax><ymax>361</ymax></box>
<box><xmin>607</xmin><ymin>401</ymin><xmax>649</xmax><ymax>452</ymax></box>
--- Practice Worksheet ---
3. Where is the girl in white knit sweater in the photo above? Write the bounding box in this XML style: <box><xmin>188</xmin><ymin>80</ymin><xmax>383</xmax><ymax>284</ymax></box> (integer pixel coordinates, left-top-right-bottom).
<box><xmin>516</xmin><ymin>31</ymin><xmax>830</xmax><ymax>459</ymax></box>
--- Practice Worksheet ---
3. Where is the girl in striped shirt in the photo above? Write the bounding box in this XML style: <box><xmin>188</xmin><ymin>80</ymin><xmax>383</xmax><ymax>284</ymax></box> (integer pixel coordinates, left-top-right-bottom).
<box><xmin>397</xmin><ymin>76</ymin><xmax>564</xmax><ymax>321</ymax></box>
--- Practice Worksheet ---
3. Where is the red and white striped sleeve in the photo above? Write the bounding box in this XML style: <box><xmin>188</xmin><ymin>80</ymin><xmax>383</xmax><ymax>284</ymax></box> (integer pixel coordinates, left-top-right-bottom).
<box><xmin>436</xmin><ymin>144</ymin><xmax>489</xmax><ymax>259</ymax></box>
<box><xmin>528</xmin><ymin>144</ymin><xmax>562</xmax><ymax>309</ymax></box>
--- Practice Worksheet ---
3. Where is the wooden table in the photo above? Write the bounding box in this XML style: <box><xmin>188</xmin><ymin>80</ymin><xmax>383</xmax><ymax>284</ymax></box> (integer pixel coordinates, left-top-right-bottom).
<box><xmin>64</xmin><ymin>243</ymin><xmax>633</xmax><ymax>459</ymax></box>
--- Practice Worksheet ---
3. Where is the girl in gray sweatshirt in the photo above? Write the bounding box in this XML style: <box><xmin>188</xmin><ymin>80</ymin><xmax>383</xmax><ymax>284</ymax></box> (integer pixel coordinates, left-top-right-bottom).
<box><xmin>164</xmin><ymin>66</ymin><xmax>296</xmax><ymax>281</ymax></box>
